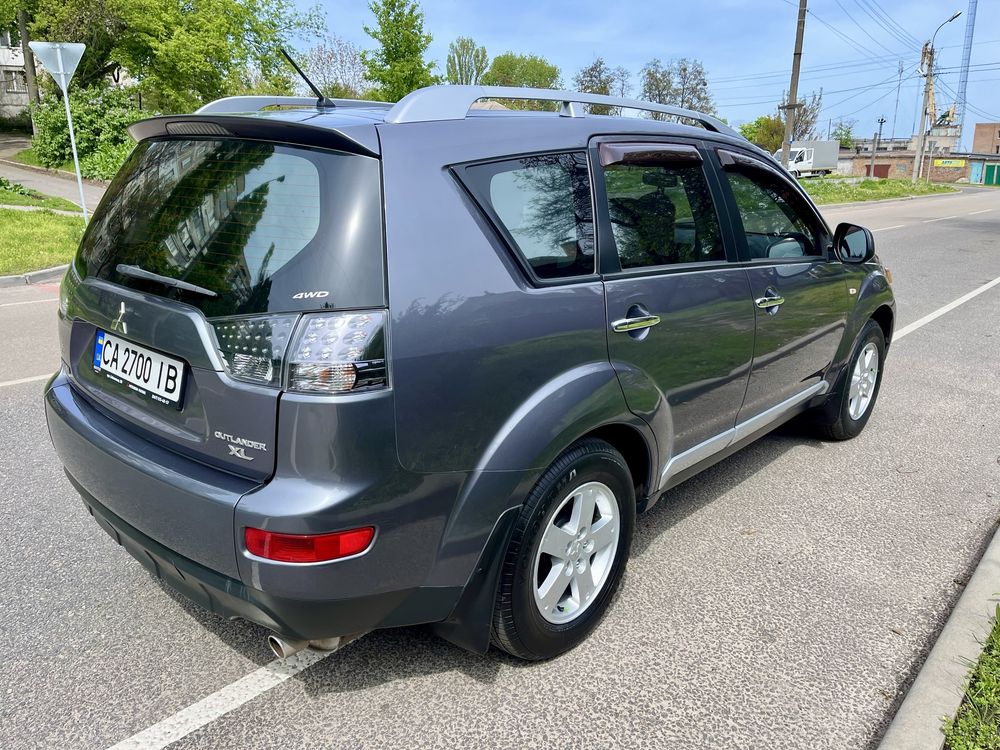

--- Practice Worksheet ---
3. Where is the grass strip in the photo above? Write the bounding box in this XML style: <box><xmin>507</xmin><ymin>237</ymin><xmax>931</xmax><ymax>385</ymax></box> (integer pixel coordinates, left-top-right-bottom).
<box><xmin>943</xmin><ymin>605</ymin><xmax>1000</xmax><ymax>749</ymax></box>
<box><xmin>0</xmin><ymin>207</ymin><xmax>84</xmax><ymax>276</ymax></box>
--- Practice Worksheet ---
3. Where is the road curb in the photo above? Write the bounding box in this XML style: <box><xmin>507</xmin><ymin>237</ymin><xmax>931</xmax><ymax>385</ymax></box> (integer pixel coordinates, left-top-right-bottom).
<box><xmin>0</xmin><ymin>157</ymin><xmax>110</xmax><ymax>187</ymax></box>
<box><xmin>0</xmin><ymin>264</ymin><xmax>68</xmax><ymax>288</ymax></box>
<box><xmin>878</xmin><ymin>521</ymin><xmax>1000</xmax><ymax>750</ymax></box>
<box><xmin>817</xmin><ymin>191</ymin><xmax>962</xmax><ymax>210</ymax></box>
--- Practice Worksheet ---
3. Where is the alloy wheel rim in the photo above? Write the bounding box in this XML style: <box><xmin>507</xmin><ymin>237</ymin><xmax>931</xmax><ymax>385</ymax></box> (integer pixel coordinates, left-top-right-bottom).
<box><xmin>532</xmin><ymin>481</ymin><xmax>621</xmax><ymax>625</ymax></box>
<box><xmin>848</xmin><ymin>342</ymin><xmax>879</xmax><ymax>420</ymax></box>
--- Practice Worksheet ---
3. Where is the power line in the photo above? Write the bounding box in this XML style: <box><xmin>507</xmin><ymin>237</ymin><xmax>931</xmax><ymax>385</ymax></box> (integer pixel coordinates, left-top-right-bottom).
<box><xmin>834</xmin><ymin>0</ymin><xmax>917</xmax><ymax>54</ymax></box>
<box><xmin>854</xmin><ymin>0</ymin><xmax>922</xmax><ymax>49</ymax></box>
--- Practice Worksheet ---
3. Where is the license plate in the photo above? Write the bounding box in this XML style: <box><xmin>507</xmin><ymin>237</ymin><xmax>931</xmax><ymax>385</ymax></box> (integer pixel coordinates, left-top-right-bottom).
<box><xmin>93</xmin><ymin>330</ymin><xmax>185</xmax><ymax>407</ymax></box>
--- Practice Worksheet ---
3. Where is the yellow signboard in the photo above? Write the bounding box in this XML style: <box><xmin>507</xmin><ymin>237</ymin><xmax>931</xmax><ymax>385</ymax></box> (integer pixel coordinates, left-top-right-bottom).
<box><xmin>933</xmin><ymin>158</ymin><xmax>966</xmax><ymax>167</ymax></box>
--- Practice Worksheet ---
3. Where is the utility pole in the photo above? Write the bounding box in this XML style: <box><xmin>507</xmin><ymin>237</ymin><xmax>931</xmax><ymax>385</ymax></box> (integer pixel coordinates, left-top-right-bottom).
<box><xmin>912</xmin><ymin>43</ymin><xmax>934</xmax><ymax>183</ymax></box>
<box><xmin>780</xmin><ymin>0</ymin><xmax>808</xmax><ymax>169</ymax></box>
<box><xmin>913</xmin><ymin>11</ymin><xmax>961</xmax><ymax>184</ymax></box>
<box><xmin>869</xmin><ymin>117</ymin><xmax>886</xmax><ymax>177</ymax></box>
<box><xmin>890</xmin><ymin>60</ymin><xmax>904</xmax><ymax>140</ymax></box>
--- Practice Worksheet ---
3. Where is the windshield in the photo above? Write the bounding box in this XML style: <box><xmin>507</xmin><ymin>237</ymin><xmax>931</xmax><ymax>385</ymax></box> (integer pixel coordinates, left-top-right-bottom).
<box><xmin>75</xmin><ymin>138</ymin><xmax>385</xmax><ymax>317</ymax></box>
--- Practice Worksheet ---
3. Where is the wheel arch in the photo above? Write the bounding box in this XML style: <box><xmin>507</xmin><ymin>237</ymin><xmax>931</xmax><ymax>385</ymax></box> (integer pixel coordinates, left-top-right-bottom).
<box><xmin>871</xmin><ymin>303</ymin><xmax>894</xmax><ymax>347</ymax></box>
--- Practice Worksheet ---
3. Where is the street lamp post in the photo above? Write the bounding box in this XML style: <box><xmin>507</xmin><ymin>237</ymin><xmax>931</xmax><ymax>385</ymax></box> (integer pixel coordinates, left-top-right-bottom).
<box><xmin>912</xmin><ymin>11</ymin><xmax>962</xmax><ymax>184</ymax></box>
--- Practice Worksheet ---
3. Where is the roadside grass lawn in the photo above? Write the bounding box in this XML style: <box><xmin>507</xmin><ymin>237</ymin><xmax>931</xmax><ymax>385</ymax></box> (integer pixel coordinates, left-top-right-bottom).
<box><xmin>943</xmin><ymin>605</ymin><xmax>1000</xmax><ymax>750</ymax></box>
<box><xmin>802</xmin><ymin>178</ymin><xmax>958</xmax><ymax>204</ymax></box>
<box><xmin>10</xmin><ymin>147</ymin><xmax>75</xmax><ymax>174</ymax></box>
<box><xmin>0</xmin><ymin>208</ymin><xmax>84</xmax><ymax>276</ymax></box>
<box><xmin>0</xmin><ymin>178</ymin><xmax>81</xmax><ymax>212</ymax></box>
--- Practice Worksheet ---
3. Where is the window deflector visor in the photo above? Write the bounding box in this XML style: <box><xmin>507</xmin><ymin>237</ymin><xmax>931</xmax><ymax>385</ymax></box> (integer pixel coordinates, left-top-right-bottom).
<box><xmin>599</xmin><ymin>142</ymin><xmax>702</xmax><ymax>167</ymax></box>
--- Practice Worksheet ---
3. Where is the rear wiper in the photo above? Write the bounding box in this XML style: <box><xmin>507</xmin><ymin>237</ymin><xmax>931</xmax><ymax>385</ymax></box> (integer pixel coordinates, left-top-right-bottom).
<box><xmin>116</xmin><ymin>264</ymin><xmax>217</xmax><ymax>298</ymax></box>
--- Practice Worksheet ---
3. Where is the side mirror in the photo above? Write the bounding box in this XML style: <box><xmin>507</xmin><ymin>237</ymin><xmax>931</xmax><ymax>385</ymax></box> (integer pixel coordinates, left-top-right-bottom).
<box><xmin>833</xmin><ymin>222</ymin><xmax>876</xmax><ymax>264</ymax></box>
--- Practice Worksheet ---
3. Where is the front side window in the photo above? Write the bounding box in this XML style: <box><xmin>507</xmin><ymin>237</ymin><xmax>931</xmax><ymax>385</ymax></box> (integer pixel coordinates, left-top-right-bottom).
<box><xmin>464</xmin><ymin>152</ymin><xmax>594</xmax><ymax>280</ymax></box>
<box><xmin>725</xmin><ymin>170</ymin><xmax>820</xmax><ymax>260</ymax></box>
<box><xmin>604</xmin><ymin>161</ymin><xmax>724</xmax><ymax>269</ymax></box>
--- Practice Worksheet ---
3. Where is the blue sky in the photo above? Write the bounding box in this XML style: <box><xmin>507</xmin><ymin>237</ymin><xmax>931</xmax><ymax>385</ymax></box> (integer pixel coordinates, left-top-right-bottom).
<box><xmin>294</xmin><ymin>0</ymin><xmax>1000</xmax><ymax>147</ymax></box>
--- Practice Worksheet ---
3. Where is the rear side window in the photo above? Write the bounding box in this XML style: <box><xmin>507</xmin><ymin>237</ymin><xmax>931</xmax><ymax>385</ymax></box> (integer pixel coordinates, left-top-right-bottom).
<box><xmin>460</xmin><ymin>152</ymin><xmax>595</xmax><ymax>280</ymax></box>
<box><xmin>75</xmin><ymin>139</ymin><xmax>385</xmax><ymax>317</ymax></box>
<box><xmin>603</xmin><ymin>162</ymin><xmax>724</xmax><ymax>269</ymax></box>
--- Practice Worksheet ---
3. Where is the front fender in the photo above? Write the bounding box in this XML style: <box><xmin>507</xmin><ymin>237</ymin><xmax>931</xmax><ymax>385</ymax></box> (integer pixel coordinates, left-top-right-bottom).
<box><xmin>831</xmin><ymin>263</ymin><xmax>895</xmax><ymax>375</ymax></box>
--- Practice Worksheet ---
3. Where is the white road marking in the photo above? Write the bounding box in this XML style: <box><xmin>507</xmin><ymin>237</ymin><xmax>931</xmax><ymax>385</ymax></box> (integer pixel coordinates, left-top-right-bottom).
<box><xmin>0</xmin><ymin>373</ymin><xmax>52</xmax><ymax>389</ymax></box>
<box><xmin>895</xmin><ymin>275</ymin><xmax>1000</xmax><ymax>341</ymax></box>
<box><xmin>921</xmin><ymin>215</ymin><xmax>956</xmax><ymax>223</ymax></box>
<box><xmin>873</xmin><ymin>224</ymin><xmax>906</xmax><ymax>231</ymax></box>
<box><xmin>968</xmin><ymin>208</ymin><xmax>993</xmax><ymax>215</ymax></box>
<box><xmin>105</xmin><ymin>649</ymin><xmax>333</xmax><ymax>750</ymax></box>
<box><xmin>0</xmin><ymin>297</ymin><xmax>58</xmax><ymax>308</ymax></box>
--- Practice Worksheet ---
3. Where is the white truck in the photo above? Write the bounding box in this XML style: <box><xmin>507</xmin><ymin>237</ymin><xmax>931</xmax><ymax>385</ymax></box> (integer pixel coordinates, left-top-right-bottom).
<box><xmin>772</xmin><ymin>140</ymin><xmax>839</xmax><ymax>178</ymax></box>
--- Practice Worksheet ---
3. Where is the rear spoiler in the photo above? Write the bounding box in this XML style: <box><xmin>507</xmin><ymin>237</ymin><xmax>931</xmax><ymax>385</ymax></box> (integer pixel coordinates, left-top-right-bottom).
<box><xmin>128</xmin><ymin>114</ymin><xmax>380</xmax><ymax>157</ymax></box>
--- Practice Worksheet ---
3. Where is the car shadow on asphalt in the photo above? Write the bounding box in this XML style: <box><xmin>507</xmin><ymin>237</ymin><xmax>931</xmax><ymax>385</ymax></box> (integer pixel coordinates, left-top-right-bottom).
<box><xmin>629</xmin><ymin>418</ymin><xmax>833</xmax><ymax>558</ymax></box>
<box><xmin>156</xmin><ymin>419</ymin><xmax>836</xmax><ymax>693</ymax></box>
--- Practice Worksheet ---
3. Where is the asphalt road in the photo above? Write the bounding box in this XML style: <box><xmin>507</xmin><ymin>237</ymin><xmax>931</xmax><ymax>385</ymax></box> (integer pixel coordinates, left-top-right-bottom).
<box><xmin>1</xmin><ymin>188</ymin><xmax>998</xmax><ymax>749</ymax></box>
<box><xmin>0</xmin><ymin>134</ymin><xmax>107</xmax><ymax>209</ymax></box>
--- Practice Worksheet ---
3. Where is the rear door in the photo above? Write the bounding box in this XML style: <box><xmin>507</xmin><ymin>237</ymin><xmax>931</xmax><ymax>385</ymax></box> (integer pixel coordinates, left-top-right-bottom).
<box><xmin>712</xmin><ymin>148</ymin><xmax>852</xmax><ymax>422</ymax></box>
<box><xmin>594</xmin><ymin>139</ymin><xmax>755</xmax><ymax>483</ymax></box>
<box><xmin>63</xmin><ymin>137</ymin><xmax>385</xmax><ymax>480</ymax></box>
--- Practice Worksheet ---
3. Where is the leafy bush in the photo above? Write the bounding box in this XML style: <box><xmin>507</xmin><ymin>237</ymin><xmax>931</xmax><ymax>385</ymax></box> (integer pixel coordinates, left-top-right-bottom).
<box><xmin>32</xmin><ymin>86</ymin><xmax>143</xmax><ymax>179</ymax></box>
<box><xmin>0</xmin><ymin>176</ymin><xmax>32</xmax><ymax>196</ymax></box>
<box><xmin>79</xmin><ymin>141</ymin><xmax>136</xmax><ymax>181</ymax></box>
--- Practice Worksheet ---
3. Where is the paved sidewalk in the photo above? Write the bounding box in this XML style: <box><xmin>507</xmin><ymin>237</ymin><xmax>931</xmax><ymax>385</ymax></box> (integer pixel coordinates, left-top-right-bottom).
<box><xmin>0</xmin><ymin>134</ymin><xmax>106</xmax><ymax>208</ymax></box>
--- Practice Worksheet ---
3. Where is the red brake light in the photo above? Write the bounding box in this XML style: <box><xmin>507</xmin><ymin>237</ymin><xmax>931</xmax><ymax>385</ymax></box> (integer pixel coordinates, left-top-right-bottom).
<box><xmin>245</xmin><ymin>526</ymin><xmax>375</xmax><ymax>563</ymax></box>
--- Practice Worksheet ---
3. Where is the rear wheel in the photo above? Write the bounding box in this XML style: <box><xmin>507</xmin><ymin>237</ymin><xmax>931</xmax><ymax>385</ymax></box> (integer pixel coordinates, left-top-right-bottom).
<box><xmin>813</xmin><ymin>319</ymin><xmax>886</xmax><ymax>440</ymax></box>
<box><xmin>491</xmin><ymin>439</ymin><xmax>635</xmax><ymax>660</ymax></box>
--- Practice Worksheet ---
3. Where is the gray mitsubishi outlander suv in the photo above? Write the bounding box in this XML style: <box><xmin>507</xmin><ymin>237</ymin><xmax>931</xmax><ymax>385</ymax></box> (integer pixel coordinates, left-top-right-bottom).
<box><xmin>45</xmin><ymin>85</ymin><xmax>895</xmax><ymax>661</ymax></box>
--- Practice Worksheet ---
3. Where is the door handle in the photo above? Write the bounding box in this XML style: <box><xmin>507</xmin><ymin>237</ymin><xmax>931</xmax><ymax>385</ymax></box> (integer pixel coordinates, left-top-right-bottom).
<box><xmin>754</xmin><ymin>295</ymin><xmax>785</xmax><ymax>309</ymax></box>
<box><xmin>611</xmin><ymin>314</ymin><xmax>661</xmax><ymax>333</ymax></box>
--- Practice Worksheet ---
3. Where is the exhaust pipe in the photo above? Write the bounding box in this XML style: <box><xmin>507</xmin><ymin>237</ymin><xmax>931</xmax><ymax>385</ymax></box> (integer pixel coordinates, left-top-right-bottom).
<box><xmin>267</xmin><ymin>634</ymin><xmax>309</xmax><ymax>659</ymax></box>
<box><xmin>266</xmin><ymin>631</ymin><xmax>367</xmax><ymax>660</ymax></box>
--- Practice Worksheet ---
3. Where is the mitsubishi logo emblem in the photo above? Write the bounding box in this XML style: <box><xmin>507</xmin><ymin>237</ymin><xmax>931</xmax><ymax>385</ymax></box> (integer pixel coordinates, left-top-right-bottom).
<box><xmin>111</xmin><ymin>302</ymin><xmax>128</xmax><ymax>334</ymax></box>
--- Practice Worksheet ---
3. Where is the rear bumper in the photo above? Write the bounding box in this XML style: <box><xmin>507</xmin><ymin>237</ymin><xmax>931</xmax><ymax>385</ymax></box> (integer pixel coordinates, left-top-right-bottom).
<box><xmin>73</xmin><ymin>478</ymin><xmax>457</xmax><ymax>640</ymax></box>
<box><xmin>44</xmin><ymin>369</ymin><xmax>462</xmax><ymax>640</ymax></box>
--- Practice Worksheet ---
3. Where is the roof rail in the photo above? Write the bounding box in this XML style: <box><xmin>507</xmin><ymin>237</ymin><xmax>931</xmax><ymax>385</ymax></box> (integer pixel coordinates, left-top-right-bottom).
<box><xmin>195</xmin><ymin>95</ymin><xmax>393</xmax><ymax>115</ymax></box>
<box><xmin>385</xmin><ymin>85</ymin><xmax>742</xmax><ymax>138</ymax></box>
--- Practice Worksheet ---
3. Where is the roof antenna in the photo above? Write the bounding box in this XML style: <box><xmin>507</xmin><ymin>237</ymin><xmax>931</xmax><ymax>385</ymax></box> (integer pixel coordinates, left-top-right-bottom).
<box><xmin>280</xmin><ymin>47</ymin><xmax>336</xmax><ymax>108</ymax></box>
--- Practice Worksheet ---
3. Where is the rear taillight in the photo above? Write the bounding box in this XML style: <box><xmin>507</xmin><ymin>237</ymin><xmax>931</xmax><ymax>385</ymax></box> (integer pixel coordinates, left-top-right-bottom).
<box><xmin>244</xmin><ymin>526</ymin><xmax>375</xmax><ymax>563</ymax></box>
<box><xmin>210</xmin><ymin>314</ymin><xmax>297</xmax><ymax>386</ymax></box>
<box><xmin>209</xmin><ymin>310</ymin><xmax>386</xmax><ymax>393</ymax></box>
<box><xmin>285</xmin><ymin>311</ymin><xmax>387</xmax><ymax>394</ymax></box>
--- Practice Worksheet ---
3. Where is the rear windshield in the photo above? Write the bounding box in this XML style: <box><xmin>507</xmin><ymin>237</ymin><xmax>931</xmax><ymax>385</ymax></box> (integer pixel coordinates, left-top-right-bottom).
<box><xmin>75</xmin><ymin>139</ymin><xmax>385</xmax><ymax>317</ymax></box>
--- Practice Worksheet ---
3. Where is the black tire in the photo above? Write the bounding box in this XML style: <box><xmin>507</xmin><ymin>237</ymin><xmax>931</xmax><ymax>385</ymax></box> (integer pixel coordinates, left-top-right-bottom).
<box><xmin>491</xmin><ymin>439</ymin><xmax>635</xmax><ymax>660</ymax></box>
<box><xmin>813</xmin><ymin>319</ymin><xmax>886</xmax><ymax>440</ymax></box>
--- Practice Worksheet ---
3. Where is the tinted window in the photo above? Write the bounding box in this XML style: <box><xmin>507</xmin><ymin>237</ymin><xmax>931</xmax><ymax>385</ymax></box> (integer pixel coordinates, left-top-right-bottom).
<box><xmin>76</xmin><ymin>139</ymin><xmax>385</xmax><ymax>317</ymax></box>
<box><xmin>604</xmin><ymin>162</ymin><xmax>724</xmax><ymax>269</ymax></box>
<box><xmin>725</xmin><ymin>171</ymin><xmax>820</xmax><ymax>260</ymax></box>
<box><xmin>465</xmin><ymin>153</ymin><xmax>594</xmax><ymax>280</ymax></box>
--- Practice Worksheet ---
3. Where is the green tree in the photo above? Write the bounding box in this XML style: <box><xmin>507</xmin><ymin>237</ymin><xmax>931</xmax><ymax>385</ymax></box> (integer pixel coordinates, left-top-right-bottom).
<box><xmin>481</xmin><ymin>52</ymin><xmax>559</xmax><ymax>88</ymax></box>
<box><xmin>446</xmin><ymin>36</ymin><xmax>488</xmax><ymax>85</ymax></box>
<box><xmin>738</xmin><ymin>114</ymin><xmax>785</xmax><ymax>153</ymax></box>
<box><xmin>670</xmin><ymin>58</ymin><xmax>714</xmax><ymax>114</ymax></box>
<box><xmin>361</xmin><ymin>0</ymin><xmax>439</xmax><ymax>102</ymax></box>
<box><xmin>572</xmin><ymin>57</ymin><xmax>629</xmax><ymax>115</ymax></box>
<box><xmin>9</xmin><ymin>0</ymin><xmax>322</xmax><ymax>112</ymax></box>
<box><xmin>640</xmin><ymin>59</ymin><xmax>674</xmax><ymax>119</ymax></box>
<box><xmin>479</xmin><ymin>52</ymin><xmax>560</xmax><ymax>110</ymax></box>
<box><xmin>831</xmin><ymin>119</ymin><xmax>856</xmax><ymax>148</ymax></box>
